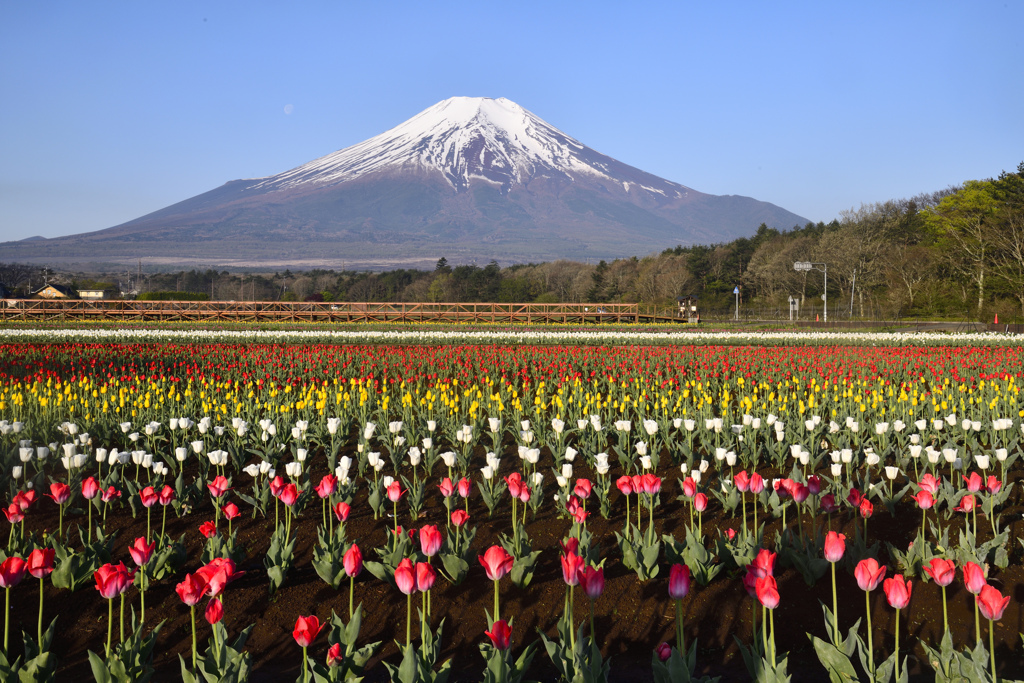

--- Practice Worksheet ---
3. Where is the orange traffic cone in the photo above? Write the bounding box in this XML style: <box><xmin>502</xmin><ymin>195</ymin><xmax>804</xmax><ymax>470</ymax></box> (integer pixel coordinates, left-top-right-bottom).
<box><xmin>816</xmin><ymin>314</ymin><xmax>820</xmax><ymax>322</ymax></box>
<box><xmin>995</xmin><ymin>314</ymin><xmax>999</xmax><ymax>324</ymax></box>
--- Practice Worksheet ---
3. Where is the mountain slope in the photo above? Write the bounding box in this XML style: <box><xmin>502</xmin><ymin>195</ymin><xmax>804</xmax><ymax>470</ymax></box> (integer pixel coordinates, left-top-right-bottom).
<box><xmin>2</xmin><ymin>97</ymin><xmax>808</xmax><ymax>267</ymax></box>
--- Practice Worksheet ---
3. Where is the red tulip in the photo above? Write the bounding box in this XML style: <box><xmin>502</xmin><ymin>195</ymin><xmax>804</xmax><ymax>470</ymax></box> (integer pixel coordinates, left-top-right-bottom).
<box><xmin>269</xmin><ymin>476</ymin><xmax>285</xmax><ymax>498</ymax></box>
<box><xmin>158</xmin><ymin>485</ymin><xmax>176</xmax><ymax>506</ymax></box>
<box><xmin>792</xmin><ymin>484</ymin><xmax>810</xmax><ymax>504</ymax></box>
<box><xmin>13</xmin><ymin>490</ymin><xmax>37</xmax><ymax>511</ymax></box>
<box><xmin>438</xmin><ymin>477</ymin><xmax>454</xmax><ymax>498</ymax></box>
<box><xmin>985</xmin><ymin>475</ymin><xmax>1001</xmax><ymax>495</ymax></box>
<box><xmin>197</xmin><ymin>557</ymin><xmax>243</xmax><ymax>597</ymax></box>
<box><xmin>343</xmin><ymin>544</ymin><xmax>363</xmax><ymax>577</ymax></box>
<box><xmin>315</xmin><ymin>475</ymin><xmax>337</xmax><ymax>499</ymax></box>
<box><xmin>100</xmin><ymin>486</ymin><xmax>120</xmax><ymax>503</ymax></box>
<box><xmin>854</xmin><ymin>558</ymin><xmax>886</xmax><ymax>592</ymax></box>
<box><xmin>139</xmin><ymin>486</ymin><xmax>158</xmax><ymax>508</ymax></box>
<box><xmin>923</xmin><ymin>558</ymin><xmax>956</xmax><ymax>587</ymax></box>
<box><xmin>668</xmin><ymin>563</ymin><xmax>691</xmax><ymax>599</ymax></box>
<box><xmin>976</xmin><ymin>584</ymin><xmax>1010</xmax><ymax>621</ymax></box>
<box><xmin>918</xmin><ymin>473</ymin><xmax>940</xmax><ymax>494</ymax></box>
<box><xmin>910</xmin><ymin>490</ymin><xmax>934</xmax><ymax>509</ymax></box>
<box><xmin>3</xmin><ymin>504</ymin><xmax>24</xmax><ymax>524</ymax></box>
<box><xmin>207</xmin><ymin>475</ymin><xmax>230</xmax><ymax>499</ymax></box>
<box><xmin>419</xmin><ymin>524</ymin><xmax>443</xmax><ymax>557</ymax></box>
<box><xmin>394</xmin><ymin>558</ymin><xmax>417</xmax><ymax>595</ymax></box>
<box><xmin>451</xmin><ymin>509</ymin><xmax>470</xmax><ymax>527</ymax></box>
<box><xmin>199</xmin><ymin>520</ymin><xmax>218</xmax><ymax>538</ymax></box>
<box><xmin>333</xmin><ymin>501</ymin><xmax>350</xmax><ymax>522</ymax></box>
<box><xmin>0</xmin><ymin>556</ymin><xmax>27</xmax><ymax>589</ymax></box>
<box><xmin>883</xmin><ymin>574</ymin><xmax>912</xmax><ymax>609</ymax></box>
<box><xmin>416</xmin><ymin>562</ymin><xmax>437</xmax><ymax>592</ymax></box>
<box><xmin>175</xmin><ymin>572</ymin><xmax>209</xmax><ymax>606</ymax></box>
<box><xmin>641</xmin><ymin>473</ymin><xmax>662</xmax><ymax>495</ymax></box>
<box><xmin>749</xmin><ymin>473</ymin><xmax>765</xmax><ymax>494</ymax></box>
<box><xmin>806</xmin><ymin>475</ymin><xmax>821</xmax><ymax>495</ymax></box>
<box><xmin>386</xmin><ymin>481</ymin><xmax>404</xmax><ymax>503</ymax></box>
<box><xmin>573</xmin><ymin>479</ymin><xmax>592</xmax><ymax>499</ymax></box>
<box><xmin>655</xmin><ymin>641</ymin><xmax>672</xmax><ymax>662</ymax></box>
<box><xmin>128</xmin><ymin>537</ymin><xmax>156</xmax><ymax>567</ymax></box>
<box><xmin>505</xmin><ymin>473</ymin><xmax>523</xmax><ymax>500</ymax></box>
<box><xmin>560</xmin><ymin>550</ymin><xmax>585</xmax><ymax>586</ymax></box>
<box><xmin>293</xmin><ymin>615</ymin><xmax>325</xmax><ymax>647</ymax></box>
<box><xmin>962</xmin><ymin>472</ymin><xmax>982</xmax><ymax>493</ymax></box>
<box><xmin>81</xmin><ymin>476</ymin><xmax>101</xmax><ymax>500</ymax></box>
<box><xmin>279</xmin><ymin>483</ymin><xmax>299</xmax><ymax>507</ymax></box>
<box><xmin>954</xmin><ymin>494</ymin><xmax>975</xmax><ymax>513</ymax></box>
<box><xmin>963</xmin><ymin>562</ymin><xmax>986</xmax><ymax>595</ymax></box>
<box><xmin>479</xmin><ymin>545</ymin><xmax>514</xmax><ymax>581</ymax></box>
<box><xmin>846</xmin><ymin>488</ymin><xmax>862</xmax><ymax>506</ymax></box>
<box><xmin>457</xmin><ymin>477</ymin><xmax>472</xmax><ymax>498</ymax></box>
<box><xmin>693</xmin><ymin>492</ymin><xmax>708</xmax><ymax>512</ymax></box>
<box><xmin>756</xmin><ymin>575</ymin><xmax>780</xmax><ymax>609</ymax></box>
<box><xmin>326</xmin><ymin>642</ymin><xmax>343</xmax><ymax>667</ymax></box>
<box><xmin>579</xmin><ymin>565</ymin><xmax>604</xmax><ymax>599</ymax></box>
<box><xmin>45</xmin><ymin>482</ymin><xmax>71</xmax><ymax>505</ymax></box>
<box><xmin>823</xmin><ymin>531</ymin><xmax>846</xmax><ymax>563</ymax></box>
<box><xmin>517</xmin><ymin>484</ymin><xmax>531</xmax><ymax>504</ymax></box>
<box><xmin>749</xmin><ymin>549</ymin><xmax>777</xmax><ymax>578</ymax></box>
<box><xmin>820</xmin><ymin>493</ymin><xmax>838</xmax><ymax>513</ymax></box>
<box><xmin>485</xmin><ymin>619</ymin><xmax>511</xmax><ymax>650</ymax></box>
<box><xmin>204</xmin><ymin>597</ymin><xmax>223</xmax><ymax>624</ymax></box>
<box><xmin>733</xmin><ymin>471</ymin><xmax>750</xmax><ymax>492</ymax></box>
<box><xmin>222</xmin><ymin>502</ymin><xmax>240</xmax><ymax>520</ymax></box>
<box><xmin>859</xmin><ymin>498</ymin><xmax>874</xmax><ymax>519</ymax></box>
<box><xmin>617</xmin><ymin>476</ymin><xmax>634</xmax><ymax>496</ymax></box>
<box><xmin>94</xmin><ymin>562</ymin><xmax>133</xmax><ymax>599</ymax></box>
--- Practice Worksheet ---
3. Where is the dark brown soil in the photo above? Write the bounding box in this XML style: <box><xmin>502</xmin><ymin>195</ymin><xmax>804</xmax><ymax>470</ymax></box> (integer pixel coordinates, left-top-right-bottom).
<box><xmin>8</xmin><ymin>450</ymin><xmax>1024</xmax><ymax>682</ymax></box>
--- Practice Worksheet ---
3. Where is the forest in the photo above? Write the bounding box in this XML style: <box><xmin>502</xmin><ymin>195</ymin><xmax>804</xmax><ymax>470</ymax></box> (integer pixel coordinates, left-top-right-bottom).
<box><xmin>2</xmin><ymin>162</ymin><xmax>1021</xmax><ymax>321</ymax></box>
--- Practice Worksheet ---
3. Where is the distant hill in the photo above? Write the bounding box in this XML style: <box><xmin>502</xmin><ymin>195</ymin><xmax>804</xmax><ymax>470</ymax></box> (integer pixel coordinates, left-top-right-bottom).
<box><xmin>1</xmin><ymin>97</ymin><xmax>808</xmax><ymax>268</ymax></box>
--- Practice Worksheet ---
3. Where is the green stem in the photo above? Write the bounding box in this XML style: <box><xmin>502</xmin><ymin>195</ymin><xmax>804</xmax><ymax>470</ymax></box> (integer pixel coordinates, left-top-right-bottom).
<box><xmin>303</xmin><ymin>645</ymin><xmax>309</xmax><ymax>683</ymax></box>
<box><xmin>941</xmin><ymin>585</ymin><xmax>948</xmax><ymax>636</ymax></box>
<box><xmin>675</xmin><ymin>598</ymin><xmax>684</xmax><ymax>653</ymax></box>
<box><xmin>405</xmin><ymin>593</ymin><xmax>411</xmax><ymax>647</ymax></box>
<box><xmin>894</xmin><ymin>608</ymin><xmax>900</xmax><ymax>682</ymax></box>
<box><xmin>493</xmin><ymin>579</ymin><xmax>500</xmax><ymax>623</ymax></box>
<box><xmin>161</xmin><ymin>505</ymin><xmax>167</xmax><ymax>541</ymax></box>
<box><xmin>589</xmin><ymin>599</ymin><xmax>595</xmax><ymax>641</ymax></box>
<box><xmin>865</xmin><ymin>590</ymin><xmax>874</xmax><ymax>679</ymax></box>
<box><xmin>106</xmin><ymin>597</ymin><xmax>113</xmax><ymax>657</ymax></box>
<box><xmin>988</xmin><ymin>618</ymin><xmax>997</xmax><ymax>683</ymax></box>
<box><xmin>974</xmin><ymin>598</ymin><xmax>981</xmax><ymax>647</ymax></box>
<box><xmin>191</xmin><ymin>604</ymin><xmax>197</xmax><ymax>669</ymax></box>
<box><xmin>119</xmin><ymin>593</ymin><xmax>125</xmax><ymax>643</ymax></box>
<box><xmin>831</xmin><ymin>562</ymin><xmax>839</xmax><ymax>644</ymax></box>
<box><xmin>38</xmin><ymin>576</ymin><xmax>44</xmax><ymax>645</ymax></box>
<box><xmin>3</xmin><ymin>587</ymin><xmax>9</xmax><ymax>654</ymax></box>
<box><xmin>349</xmin><ymin>575</ymin><xmax>354</xmax><ymax>621</ymax></box>
<box><xmin>88</xmin><ymin>502</ymin><xmax>93</xmax><ymax>544</ymax></box>
<box><xmin>769</xmin><ymin>608</ymin><xmax>776</xmax><ymax>668</ymax></box>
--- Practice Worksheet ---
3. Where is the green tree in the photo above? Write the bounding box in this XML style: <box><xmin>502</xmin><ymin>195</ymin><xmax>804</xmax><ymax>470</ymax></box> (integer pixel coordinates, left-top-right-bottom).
<box><xmin>923</xmin><ymin>180</ymin><xmax>999</xmax><ymax>313</ymax></box>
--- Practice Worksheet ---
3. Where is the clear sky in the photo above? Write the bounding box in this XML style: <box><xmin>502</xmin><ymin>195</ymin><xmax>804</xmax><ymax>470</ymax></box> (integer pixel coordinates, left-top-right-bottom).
<box><xmin>1</xmin><ymin>1</ymin><xmax>1021</xmax><ymax>244</ymax></box>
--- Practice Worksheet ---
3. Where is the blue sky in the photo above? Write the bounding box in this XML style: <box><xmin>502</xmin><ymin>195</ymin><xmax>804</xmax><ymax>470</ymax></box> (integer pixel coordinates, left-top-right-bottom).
<box><xmin>1</xmin><ymin>1</ymin><xmax>1021</xmax><ymax>245</ymax></box>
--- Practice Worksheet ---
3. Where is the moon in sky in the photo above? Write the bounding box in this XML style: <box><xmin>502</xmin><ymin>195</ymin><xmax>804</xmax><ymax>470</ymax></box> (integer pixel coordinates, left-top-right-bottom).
<box><xmin>284</xmin><ymin>104</ymin><xmax>294</xmax><ymax>115</ymax></box>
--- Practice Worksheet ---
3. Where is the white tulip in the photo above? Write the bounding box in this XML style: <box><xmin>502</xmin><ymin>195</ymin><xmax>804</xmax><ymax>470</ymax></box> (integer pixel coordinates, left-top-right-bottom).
<box><xmin>640</xmin><ymin>455</ymin><xmax>652</xmax><ymax>470</ymax></box>
<box><xmin>409</xmin><ymin>447</ymin><xmax>422</xmax><ymax>466</ymax></box>
<box><xmin>564</xmin><ymin>446</ymin><xmax>577</xmax><ymax>462</ymax></box>
<box><xmin>489</xmin><ymin>417</ymin><xmax>502</xmax><ymax>433</ymax></box>
<box><xmin>975</xmin><ymin>454</ymin><xmax>990</xmax><ymax>470</ymax></box>
<box><xmin>561</xmin><ymin>463</ymin><xmax>573</xmax><ymax>479</ymax></box>
<box><xmin>440</xmin><ymin>451</ymin><xmax>457</xmax><ymax>468</ymax></box>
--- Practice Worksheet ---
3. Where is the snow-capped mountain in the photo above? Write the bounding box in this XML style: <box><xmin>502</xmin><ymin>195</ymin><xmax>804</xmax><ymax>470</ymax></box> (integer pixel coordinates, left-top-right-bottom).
<box><xmin>1</xmin><ymin>97</ymin><xmax>808</xmax><ymax>268</ymax></box>
<box><xmin>250</xmin><ymin>97</ymin><xmax>691</xmax><ymax>198</ymax></box>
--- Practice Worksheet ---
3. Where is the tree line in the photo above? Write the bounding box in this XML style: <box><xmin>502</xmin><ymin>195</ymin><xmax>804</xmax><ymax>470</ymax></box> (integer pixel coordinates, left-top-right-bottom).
<box><xmin>2</xmin><ymin>162</ymin><xmax>1021</xmax><ymax>321</ymax></box>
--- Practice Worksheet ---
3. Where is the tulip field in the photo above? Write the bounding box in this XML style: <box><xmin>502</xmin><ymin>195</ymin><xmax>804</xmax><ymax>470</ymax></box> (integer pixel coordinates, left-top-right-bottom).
<box><xmin>1</xmin><ymin>330</ymin><xmax>1023</xmax><ymax>682</ymax></box>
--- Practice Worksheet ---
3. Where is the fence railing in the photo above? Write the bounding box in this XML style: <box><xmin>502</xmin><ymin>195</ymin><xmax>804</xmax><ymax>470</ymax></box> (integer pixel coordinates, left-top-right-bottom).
<box><xmin>0</xmin><ymin>299</ymin><xmax>648</xmax><ymax>324</ymax></box>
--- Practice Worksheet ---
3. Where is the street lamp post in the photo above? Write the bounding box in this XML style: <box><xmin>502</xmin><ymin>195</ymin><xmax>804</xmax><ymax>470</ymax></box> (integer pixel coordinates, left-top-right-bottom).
<box><xmin>793</xmin><ymin>261</ymin><xmax>828</xmax><ymax>322</ymax></box>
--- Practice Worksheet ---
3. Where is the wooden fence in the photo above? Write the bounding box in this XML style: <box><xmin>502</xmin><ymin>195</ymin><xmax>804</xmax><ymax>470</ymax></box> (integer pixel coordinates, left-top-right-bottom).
<box><xmin>0</xmin><ymin>299</ymin><xmax>669</xmax><ymax>324</ymax></box>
